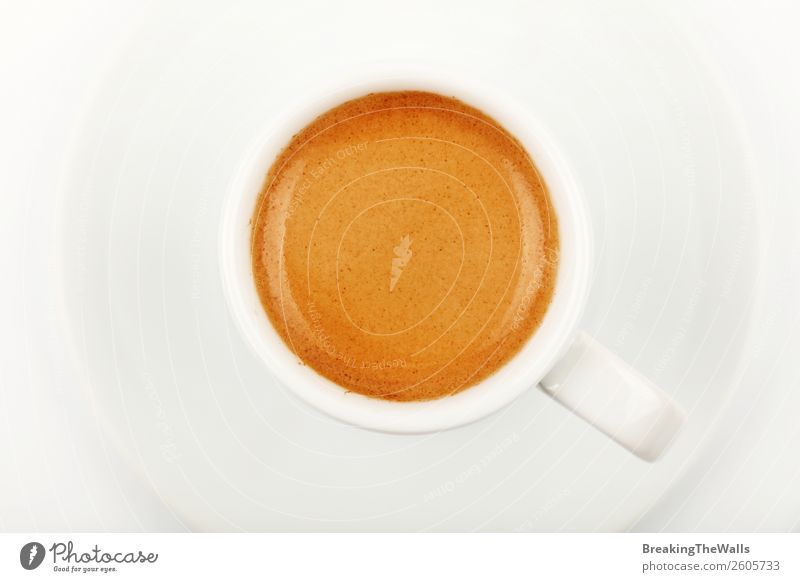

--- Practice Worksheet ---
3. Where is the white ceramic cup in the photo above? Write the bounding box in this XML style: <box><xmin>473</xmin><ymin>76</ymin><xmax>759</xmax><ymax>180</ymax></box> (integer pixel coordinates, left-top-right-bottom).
<box><xmin>220</xmin><ymin>71</ymin><xmax>685</xmax><ymax>461</ymax></box>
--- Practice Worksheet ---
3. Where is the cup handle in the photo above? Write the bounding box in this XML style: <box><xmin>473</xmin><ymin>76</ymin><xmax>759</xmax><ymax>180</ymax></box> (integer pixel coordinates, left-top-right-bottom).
<box><xmin>538</xmin><ymin>331</ymin><xmax>685</xmax><ymax>461</ymax></box>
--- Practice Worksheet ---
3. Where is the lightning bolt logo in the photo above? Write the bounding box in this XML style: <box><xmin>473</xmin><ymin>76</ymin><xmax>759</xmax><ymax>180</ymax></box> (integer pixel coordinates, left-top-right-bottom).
<box><xmin>20</xmin><ymin>542</ymin><xmax>45</xmax><ymax>570</ymax></box>
<box><xmin>389</xmin><ymin>234</ymin><xmax>413</xmax><ymax>292</ymax></box>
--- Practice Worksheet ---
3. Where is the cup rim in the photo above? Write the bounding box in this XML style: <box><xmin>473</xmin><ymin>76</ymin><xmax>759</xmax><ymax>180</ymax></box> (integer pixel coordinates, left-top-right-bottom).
<box><xmin>219</xmin><ymin>67</ymin><xmax>592</xmax><ymax>434</ymax></box>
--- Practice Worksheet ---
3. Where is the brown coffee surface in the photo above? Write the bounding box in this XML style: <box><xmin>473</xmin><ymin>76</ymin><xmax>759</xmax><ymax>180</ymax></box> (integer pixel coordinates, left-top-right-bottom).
<box><xmin>251</xmin><ymin>91</ymin><xmax>558</xmax><ymax>401</ymax></box>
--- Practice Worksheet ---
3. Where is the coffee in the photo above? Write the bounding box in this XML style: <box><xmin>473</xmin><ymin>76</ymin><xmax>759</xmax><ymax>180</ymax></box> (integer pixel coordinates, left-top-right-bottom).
<box><xmin>251</xmin><ymin>91</ymin><xmax>558</xmax><ymax>401</ymax></box>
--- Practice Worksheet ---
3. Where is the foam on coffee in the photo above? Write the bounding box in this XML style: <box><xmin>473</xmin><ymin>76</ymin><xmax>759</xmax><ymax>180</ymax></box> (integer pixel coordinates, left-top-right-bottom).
<box><xmin>251</xmin><ymin>91</ymin><xmax>558</xmax><ymax>401</ymax></box>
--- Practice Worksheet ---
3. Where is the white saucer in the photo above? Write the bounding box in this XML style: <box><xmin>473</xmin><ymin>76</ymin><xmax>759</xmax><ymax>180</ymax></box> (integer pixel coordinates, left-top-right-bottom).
<box><xmin>58</xmin><ymin>1</ymin><xmax>761</xmax><ymax>531</ymax></box>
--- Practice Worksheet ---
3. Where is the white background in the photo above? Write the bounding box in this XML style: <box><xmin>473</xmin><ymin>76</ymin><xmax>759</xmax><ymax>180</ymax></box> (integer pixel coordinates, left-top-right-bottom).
<box><xmin>0</xmin><ymin>0</ymin><xmax>799</xmax><ymax>532</ymax></box>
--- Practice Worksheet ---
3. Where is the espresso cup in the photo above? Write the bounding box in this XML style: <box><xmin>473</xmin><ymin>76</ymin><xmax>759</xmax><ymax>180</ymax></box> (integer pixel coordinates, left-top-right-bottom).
<box><xmin>220</xmin><ymin>69</ymin><xmax>685</xmax><ymax>462</ymax></box>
